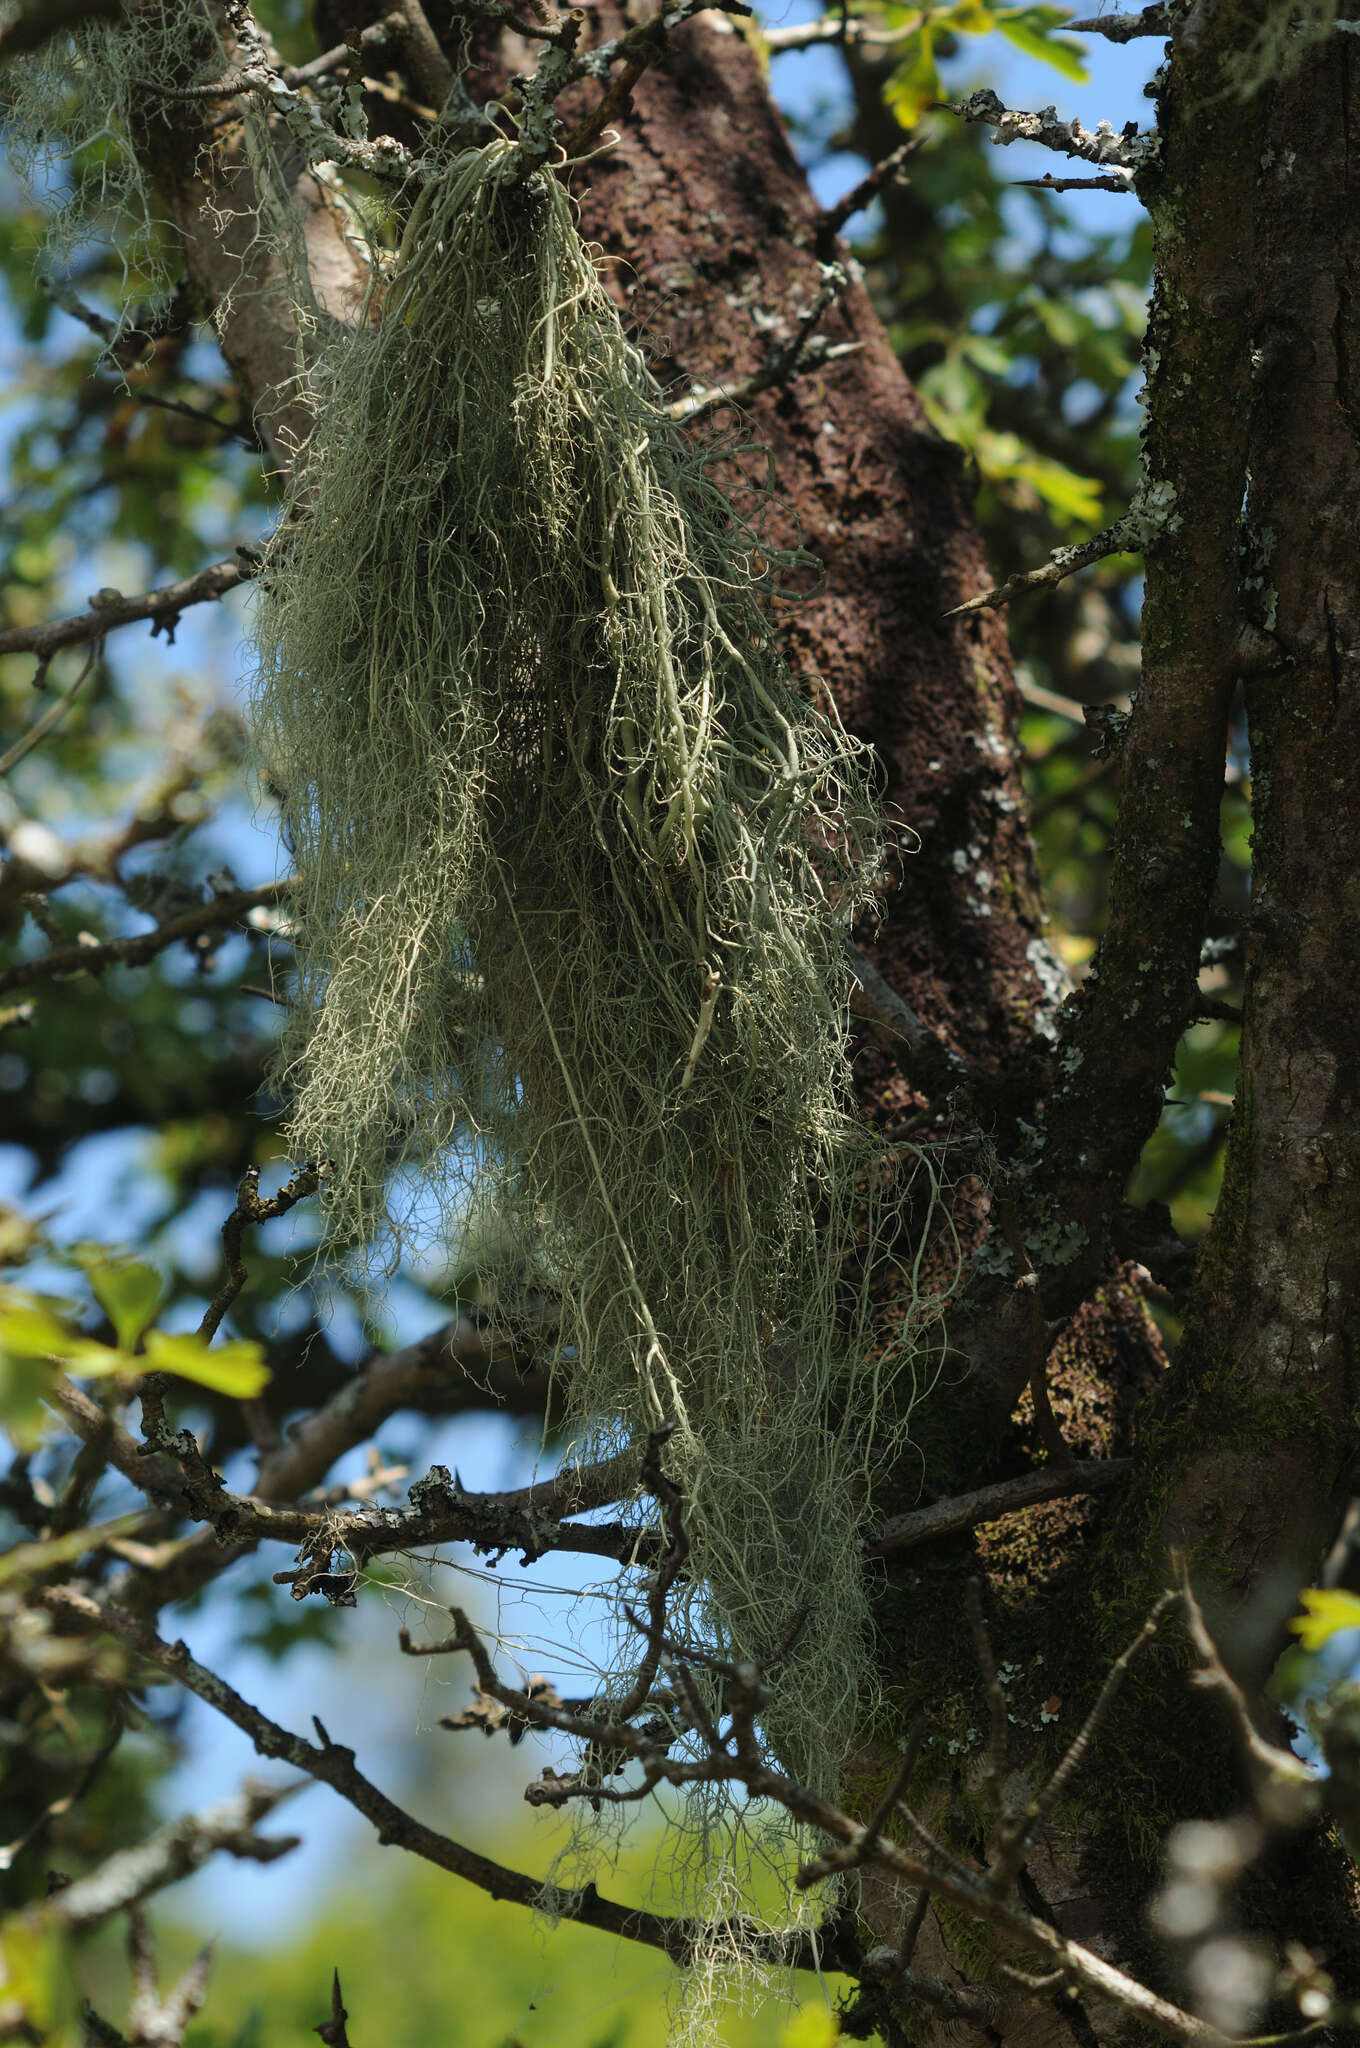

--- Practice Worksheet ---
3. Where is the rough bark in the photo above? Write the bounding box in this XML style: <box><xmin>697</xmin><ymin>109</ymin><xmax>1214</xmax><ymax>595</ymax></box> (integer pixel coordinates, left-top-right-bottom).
<box><xmin>555</xmin><ymin>14</ymin><xmax>1058</xmax><ymax>1092</ymax></box>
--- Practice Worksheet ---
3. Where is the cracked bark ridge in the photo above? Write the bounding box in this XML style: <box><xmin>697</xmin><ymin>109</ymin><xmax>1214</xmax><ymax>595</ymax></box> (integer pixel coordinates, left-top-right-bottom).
<box><xmin>1036</xmin><ymin>7</ymin><xmax>1266</xmax><ymax>1279</ymax></box>
<box><xmin>544</xmin><ymin>6</ymin><xmax>1056</xmax><ymax>1096</ymax></box>
<box><xmin>1155</xmin><ymin>30</ymin><xmax>1360</xmax><ymax>1645</ymax></box>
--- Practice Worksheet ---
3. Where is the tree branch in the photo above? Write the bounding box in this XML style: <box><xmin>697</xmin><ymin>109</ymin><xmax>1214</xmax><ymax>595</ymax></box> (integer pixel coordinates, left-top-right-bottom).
<box><xmin>51</xmin><ymin>1378</ymin><xmax>643</xmax><ymax>1583</ymax></box>
<box><xmin>0</xmin><ymin>554</ymin><xmax>257</xmax><ymax>666</ymax></box>
<box><xmin>944</xmin><ymin>88</ymin><xmax>1155</xmax><ymax>186</ymax></box>
<box><xmin>863</xmin><ymin>1458</ymin><xmax>1130</xmax><ymax>1558</ymax></box>
<box><xmin>20</xmin><ymin>1783</ymin><xmax>299</xmax><ymax>1936</ymax></box>
<box><xmin>37</xmin><ymin>1585</ymin><xmax>851</xmax><ymax>1974</ymax></box>
<box><xmin>1067</xmin><ymin>5</ymin><xmax>1172</xmax><ymax>41</ymax></box>
<box><xmin>0</xmin><ymin>881</ymin><xmax>294</xmax><ymax>998</ymax></box>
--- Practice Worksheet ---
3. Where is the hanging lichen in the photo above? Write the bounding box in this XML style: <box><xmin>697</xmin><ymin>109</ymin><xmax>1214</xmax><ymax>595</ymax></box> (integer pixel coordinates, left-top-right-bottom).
<box><xmin>254</xmin><ymin>132</ymin><xmax>942</xmax><ymax>1812</ymax></box>
<box><xmin>0</xmin><ymin>0</ymin><xmax>222</xmax><ymax>326</ymax></box>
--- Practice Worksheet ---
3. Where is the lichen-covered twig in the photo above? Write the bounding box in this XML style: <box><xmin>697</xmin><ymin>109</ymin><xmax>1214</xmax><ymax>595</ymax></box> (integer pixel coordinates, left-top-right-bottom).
<box><xmin>1068</xmin><ymin>5</ymin><xmax>1172</xmax><ymax>41</ymax></box>
<box><xmin>15</xmin><ymin>1783</ymin><xmax>299</xmax><ymax>1937</ymax></box>
<box><xmin>126</xmin><ymin>1907</ymin><xmax>216</xmax><ymax>2048</ymax></box>
<box><xmin>944</xmin><ymin>88</ymin><xmax>1157</xmax><ymax>186</ymax></box>
<box><xmin>943</xmin><ymin>509</ymin><xmax>1144</xmax><ymax>620</ymax></box>
<box><xmin>0</xmin><ymin>880</ymin><xmax>295</xmax><ymax>999</ymax></box>
<box><xmin>664</xmin><ymin>336</ymin><xmax>862</xmax><ymax>424</ymax></box>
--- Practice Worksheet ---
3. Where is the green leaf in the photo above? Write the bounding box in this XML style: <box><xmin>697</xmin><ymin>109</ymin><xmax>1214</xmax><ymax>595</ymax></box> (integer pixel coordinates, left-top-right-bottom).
<box><xmin>0</xmin><ymin>1293</ymin><xmax>77</xmax><ymax>1360</ymax></box>
<box><xmin>1289</xmin><ymin>1587</ymin><xmax>1360</xmax><ymax>1653</ymax></box>
<box><xmin>141</xmin><ymin>1328</ymin><xmax>271</xmax><ymax>1398</ymax></box>
<box><xmin>996</xmin><ymin>7</ymin><xmax>1089</xmax><ymax>81</ymax></box>
<box><xmin>884</xmin><ymin>28</ymin><xmax>939</xmax><ymax>130</ymax></box>
<box><xmin>0</xmin><ymin>1353</ymin><xmax>55</xmax><ymax>1452</ymax></box>
<box><xmin>76</xmin><ymin>1248</ymin><xmax>165</xmax><ymax>1350</ymax></box>
<box><xmin>941</xmin><ymin>0</ymin><xmax>994</xmax><ymax>29</ymax></box>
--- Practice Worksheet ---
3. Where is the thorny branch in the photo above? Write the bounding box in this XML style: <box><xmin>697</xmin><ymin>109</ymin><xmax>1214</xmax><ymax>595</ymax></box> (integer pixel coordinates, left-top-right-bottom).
<box><xmin>945</xmin><ymin>88</ymin><xmax>1157</xmax><ymax>187</ymax></box>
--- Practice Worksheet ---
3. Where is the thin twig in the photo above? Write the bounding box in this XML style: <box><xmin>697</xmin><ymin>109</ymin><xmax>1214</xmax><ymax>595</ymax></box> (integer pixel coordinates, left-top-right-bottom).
<box><xmin>816</xmin><ymin>137</ymin><xmax>924</xmax><ymax>252</ymax></box>
<box><xmin>1067</xmin><ymin>5</ymin><xmax>1171</xmax><ymax>41</ymax></box>
<box><xmin>0</xmin><ymin>644</ymin><xmax>102</xmax><ymax>778</ymax></box>
<box><xmin>664</xmin><ymin>338</ymin><xmax>862</xmax><ymax>424</ymax></box>
<box><xmin>864</xmin><ymin>1459</ymin><xmax>1129</xmax><ymax>1559</ymax></box>
<box><xmin>0</xmin><ymin>553</ymin><xmax>256</xmax><ymax>663</ymax></box>
<box><xmin>0</xmin><ymin>881</ymin><xmax>294</xmax><ymax>999</ymax></box>
<box><xmin>198</xmin><ymin>1163</ymin><xmax>323</xmax><ymax>1344</ymax></box>
<box><xmin>966</xmin><ymin>1580</ymin><xmax>1010</xmax><ymax>1818</ymax></box>
<box><xmin>1014</xmin><ymin>171</ymin><xmax>1138</xmax><ymax>194</ymax></box>
<box><xmin>942</xmin><ymin>513</ymin><xmax>1141</xmax><ymax>620</ymax></box>
<box><xmin>1175</xmin><ymin>1556</ymin><xmax>1318</xmax><ymax>1802</ymax></box>
<box><xmin>990</xmin><ymin>1591</ymin><xmax>1179</xmax><ymax>1888</ymax></box>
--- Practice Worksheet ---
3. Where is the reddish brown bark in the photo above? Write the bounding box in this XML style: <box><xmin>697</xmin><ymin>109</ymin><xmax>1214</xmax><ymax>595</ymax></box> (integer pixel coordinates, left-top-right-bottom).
<box><xmin>556</xmin><ymin>14</ymin><xmax>1055</xmax><ymax>1093</ymax></box>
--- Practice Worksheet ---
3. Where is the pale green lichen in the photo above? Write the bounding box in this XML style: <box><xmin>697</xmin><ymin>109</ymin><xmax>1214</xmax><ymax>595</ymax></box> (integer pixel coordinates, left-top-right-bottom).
<box><xmin>0</xmin><ymin>0</ymin><xmax>222</xmax><ymax>327</ymax></box>
<box><xmin>254</xmin><ymin>135</ymin><xmax>948</xmax><ymax>1836</ymax></box>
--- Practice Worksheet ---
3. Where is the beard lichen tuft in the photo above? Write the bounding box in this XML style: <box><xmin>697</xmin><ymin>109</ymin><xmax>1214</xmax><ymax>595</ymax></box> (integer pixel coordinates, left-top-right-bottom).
<box><xmin>0</xmin><ymin>0</ymin><xmax>222</xmax><ymax>327</ymax></box>
<box><xmin>254</xmin><ymin>133</ymin><xmax>946</xmax><ymax>1967</ymax></box>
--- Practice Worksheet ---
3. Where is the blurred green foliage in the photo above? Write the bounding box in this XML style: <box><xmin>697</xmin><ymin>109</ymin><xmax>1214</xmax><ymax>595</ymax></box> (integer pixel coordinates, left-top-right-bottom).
<box><xmin>95</xmin><ymin>1850</ymin><xmax>846</xmax><ymax>2048</ymax></box>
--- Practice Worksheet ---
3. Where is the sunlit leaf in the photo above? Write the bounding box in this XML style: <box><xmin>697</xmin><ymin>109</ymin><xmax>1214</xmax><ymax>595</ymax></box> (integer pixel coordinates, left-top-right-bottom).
<box><xmin>0</xmin><ymin>1293</ymin><xmax>76</xmax><ymax>1359</ymax></box>
<box><xmin>1289</xmin><ymin>1587</ymin><xmax>1360</xmax><ymax>1653</ymax></box>
<box><xmin>0</xmin><ymin>1353</ymin><xmax>54</xmax><ymax>1452</ymax></box>
<box><xmin>884</xmin><ymin>28</ymin><xmax>939</xmax><ymax>130</ymax></box>
<box><xmin>141</xmin><ymin>1328</ymin><xmax>271</xmax><ymax>1397</ymax></box>
<box><xmin>76</xmin><ymin>1247</ymin><xmax>165</xmax><ymax>1350</ymax></box>
<box><xmin>996</xmin><ymin>5</ymin><xmax>1089</xmax><ymax>80</ymax></box>
<box><xmin>942</xmin><ymin>0</ymin><xmax>994</xmax><ymax>29</ymax></box>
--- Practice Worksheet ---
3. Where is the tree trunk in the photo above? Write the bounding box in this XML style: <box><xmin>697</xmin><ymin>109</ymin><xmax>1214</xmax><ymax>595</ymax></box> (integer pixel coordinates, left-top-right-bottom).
<box><xmin>141</xmin><ymin>4</ymin><xmax>1360</xmax><ymax>2038</ymax></box>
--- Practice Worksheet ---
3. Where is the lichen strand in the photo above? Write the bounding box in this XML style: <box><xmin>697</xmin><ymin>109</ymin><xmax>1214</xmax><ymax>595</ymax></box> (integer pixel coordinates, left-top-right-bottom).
<box><xmin>0</xmin><ymin>1</ymin><xmax>222</xmax><ymax>324</ymax></box>
<box><xmin>255</xmin><ymin>142</ymin><xmax>947</xmax><ymax>1924</ymax></box>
